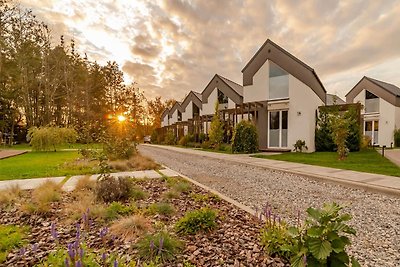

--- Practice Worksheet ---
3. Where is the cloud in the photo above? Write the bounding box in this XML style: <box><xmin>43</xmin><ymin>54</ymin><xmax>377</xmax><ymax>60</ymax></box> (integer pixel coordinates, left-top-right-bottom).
<box><xmin>18</xmin><ymin>0</ymin><xmax>400</xmax><ymax>100</ymax></box>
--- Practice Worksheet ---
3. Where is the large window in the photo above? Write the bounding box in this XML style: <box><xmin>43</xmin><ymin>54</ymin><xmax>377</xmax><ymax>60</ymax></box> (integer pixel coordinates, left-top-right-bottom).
<box><xmin>365</xmin><ymin>90</ymin><xmax>379</xmax><ymax>113</ymax></box>
<box><xmin>218</xmin><ymin>89</ymin><xmax>228</xmax><ymax>104</ymax></box>
<box><xmin>269</xmin><ymin>61</ymin><xmax>289</xmax><ymax>99</ymax></box>
<box><xmin>364</xmin><ymin>120</ymin><xmax>379</xmax><ymax>145</ymax></box>
<box><xmin>177</xmin><ymin>111</ymin><xmax>182</xmax><ymax>122</ymax></box>
<box><xmin>268</xmin><ymin>110</ymin><xmax>288</xmax><ymax>148</ymax></box>
<box><xmin>192</xmin><ymin>103</ymin><xmax>200</xmax><ymax>118</ymax></box>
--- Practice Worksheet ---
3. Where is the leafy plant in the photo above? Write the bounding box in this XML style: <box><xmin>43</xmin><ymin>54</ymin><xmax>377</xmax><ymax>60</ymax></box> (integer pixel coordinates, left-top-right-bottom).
<box><xmin>164</xmin><ymin>129</ymin><xmax>176</xmax><ymax>145</ymax></box>
<box><xmin>147</xmin><ymin>202</ymin><xmax>175</xmax><ymax>217</ymax></box>
<box><xmin>0</xmin><ymin>225</ymin><xmax>28</xmax><ymax>263</ymax></box>
<box><xmin>394</xmin><ymin>128</ymin><xmax>400</xmax><ymax>147</ymax></box>
<box><xmin>190</xmin><ymin>193</ymin><xmax>209</xmax><ymax>203</ymax></box>
<box><xmin>315</xmin><ymin>109</ymin><xmax>335</xmax><ymax>152</ymax></box>
<box><xmin>178</xmin><ymin>134</ymin><xmax>194</xmax><ymax>147</ymax></box>
<box><xmin>293</xmin><ymin>140</ymin><xmax>308</xmax><ymax>152</ymax></box>
<box><xmin>28</xmin><ymin>126</ymin><xmax>77</xmax><ymax>151</ymax></box>
<box><xmin>172</xmin><ymin>181</ymin><xmax>192</xmax><ymax>193</ymax></box>
<box><xmin>175</xmin><ymin>207</ymin><xmax>218</xmax><ymax>235</ymax></box>
<box><xmin>232</xmin><ymin>120</ymin><xmax>258</xmax><ymax>153</ymax></box>
<box><xmin>331</xmin><ymin>113</ymin><xmax>350</xmax><ymax>160</ymax></box>
<box><xmin>209</xmin><ymin>102</ymin><xmax>224</xmax><ymax>146</ymax></box>
<box><xmin>105</xmin><ymin>201</ymin><xmax>136</xmax><ymax>221</ymax></box>
<box><xmin>95</xmin><ymin>175</ymin><xmax>133</xmax><ymax>203</ymax></box>
<box><xmin>130</xmin><ymin>186</ymin><xmax>148</xmax><ymax>200</ymax></box>
<box><xmin>136</xmin><ymin>231</ymin><xmax>183</xmax><ymax>263</ymax></box>
<box><xmin>198</xmin><ymin>133</ymin><xmax>207</xmax><ymax>143</ymax></box>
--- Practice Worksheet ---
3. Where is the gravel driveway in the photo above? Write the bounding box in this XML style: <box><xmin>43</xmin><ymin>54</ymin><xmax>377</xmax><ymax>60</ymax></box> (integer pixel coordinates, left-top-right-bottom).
<box><xmin>139</xmin><ymin>145</ymin><xmax>400</xmax><ymax>267</ymax></box>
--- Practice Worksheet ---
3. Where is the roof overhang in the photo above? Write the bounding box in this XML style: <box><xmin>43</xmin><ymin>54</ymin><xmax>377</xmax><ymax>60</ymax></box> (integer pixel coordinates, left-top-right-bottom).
<box><xmin>201</xmin><ymin>74</ymin><xmax>243</xmax><ymax>104</ymax></box>
<box><xmin>181</xmin><ymin>91</ymin><xmax>202</xmax><ymax>111</ymax></box>
<box><xmin>169</xmin><ymin>102</ymin><xmax>183</xmax><ymax>116</ymax></box>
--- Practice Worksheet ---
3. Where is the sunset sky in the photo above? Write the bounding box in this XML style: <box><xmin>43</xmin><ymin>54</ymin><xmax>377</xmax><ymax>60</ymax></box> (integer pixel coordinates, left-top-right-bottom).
<box><xmin>20</xmin><ymin>0</ymin><xmax>400</xmax><ymax>101</ymax></box>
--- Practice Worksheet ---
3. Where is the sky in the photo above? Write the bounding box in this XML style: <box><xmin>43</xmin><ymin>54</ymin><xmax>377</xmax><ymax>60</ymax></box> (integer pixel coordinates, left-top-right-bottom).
<box><xmin>19</xmin><ymin>0</ymin><xmax>400</xmax><ymax>101</ymax></box>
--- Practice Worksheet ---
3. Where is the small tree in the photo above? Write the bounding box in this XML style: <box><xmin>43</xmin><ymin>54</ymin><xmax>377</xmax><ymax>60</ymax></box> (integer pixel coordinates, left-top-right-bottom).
<box><xmin>394</xmin><ymin>128</ymin><xmax>400</xmax><ymax>147</ymax></box>
<box><xmin>232</xmin><ymin>120</ymin><xmax>258</xmax><ymax>153</ymax></box>
<box><xmin>208</xmin><ymin>102</ymin><xmax>224</xmax><ymax>146</ymax></box>
<box><xmin>331</xmin><ymin>112</ymin><xmax>350</xmax><ymax>160</ymax></box>
<box><xmin>315</xmin><ymin>109</ymin><xmax>335</xmax><ymax>152</ymax></box>
<box><xmin>165</xmin><ymin>129</ymin><xmax>176</xmax><ymax>145</ymax></box>
<box><xmin>28</xmin><ymin>127</ymin><xmax>77</xmax><ymax>151</ymax></box>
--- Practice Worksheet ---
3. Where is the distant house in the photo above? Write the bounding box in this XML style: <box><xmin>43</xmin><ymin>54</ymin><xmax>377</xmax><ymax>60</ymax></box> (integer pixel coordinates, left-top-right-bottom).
<box><xmin>326</xmin><ymin>94</ymin><xmax>346</xmax><ymax>105</ymax></box>
<box><xmin>161</xmin><ymin>108</ymin><xmax>170</xmax><ymax>127</ymax></box>
<box><xmin>346</xmin><ymin>76</ymin><xmax>400</xmax><ymax>146</ymax></box>
<box><xmin>241</xmin><ymin>39</ymin><xmax>326</xmax><ymax>151</ymax></box>
<box><xmin>180</xmin><ymin>91</ymin><xmax>202</xmax><ymax>136</ymax></box>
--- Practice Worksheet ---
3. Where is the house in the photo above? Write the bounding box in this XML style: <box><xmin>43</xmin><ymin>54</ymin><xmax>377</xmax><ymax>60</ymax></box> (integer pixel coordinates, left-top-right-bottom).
<box><xmin>168</xmin><ymin>102</ymin><xmax>183</xmax><ymax>139</ymax></box>
<box><xmin>200</xmin><ymin>74</ymin><xmax>243</xmax><ymax>135</ymax></box>
<box><xmin>180</xmin><ymin>91</ymin><xmax>202</xmax><ymax>136</ymax></box>
<box><xmin>161</xmin><ymin>108</ymin><xmax>170</xmax><ymax>127</ymax></box>
<box><xmin>326</xmin><ymin>94</ymin><xmax>346</xmax><ymax>105</ymax></box>
<box><xmin>346</xmin><ymin>76</ymin><xmax>400</xmax><ymax>147</ymax></box>
<box><xmin>241</xmin><ymin>39</ymin><xmax>326</xmax><ymax>151</ymax></box>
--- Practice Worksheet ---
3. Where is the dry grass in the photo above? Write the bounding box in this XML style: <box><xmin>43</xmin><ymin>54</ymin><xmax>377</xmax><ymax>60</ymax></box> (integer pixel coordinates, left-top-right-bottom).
<box><xmin>108</xmin><ymin>153</ymin><xmax>159</xmax><ymax>171</ymax></box>
<box><xmin>0</xmin><ymin>184</ymin><xmax>22</xmax><ymax>207</ymax></box>
<box><xmin>74</xmin><ymin>175</ymin><xmax>96</xmax><ymax>192</ymax></box>
<box><xmin>21</xmin><ymin>180</ymin><xmax>61</xmax><ymax>214</ymax></box>
<box><xmin>110</xmin><ymin>215</ymin><xmax>152</xmax><ymax>241</ymax></box>
<box><xmin>64</xmin><ymin>191</ymin><xmax>106</xmax><ymax>221</ymax></box>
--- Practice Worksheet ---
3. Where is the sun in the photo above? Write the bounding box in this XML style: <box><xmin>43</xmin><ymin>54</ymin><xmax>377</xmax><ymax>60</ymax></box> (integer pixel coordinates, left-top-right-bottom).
<box><xmin>117</xmin><ymin>115</ymin><xmax>126</xmax><ymax>122</ymax></box>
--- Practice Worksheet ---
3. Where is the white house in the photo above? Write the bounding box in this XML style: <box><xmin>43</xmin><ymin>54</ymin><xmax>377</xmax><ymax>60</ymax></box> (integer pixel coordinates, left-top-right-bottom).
<box><xmin>241</xmin><ymin>39</ymin><xmax>326</xmax><ymax>151</ymax></box>
<box><xmin>201</xmin><ymin>74</ymin><xmax>243</xmax><ymax>134</ymax></box>
<box><xmin>180</xmin><ymin>91</ymin><xmax>202</xmax><ymax>136</ymax></box>
<box><xmin>346</xmin><ymin>76</ymin><xmax>400</xmax><ymax>147</ymax></box>
<box><xmin>161</xmin><ymin>108</ymin><xmax>169</xmax><ymax>127</ymax></box>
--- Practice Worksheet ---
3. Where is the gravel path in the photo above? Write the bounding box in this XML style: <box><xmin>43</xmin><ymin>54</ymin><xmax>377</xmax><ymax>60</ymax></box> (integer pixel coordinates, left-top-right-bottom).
<box><xmin>139</xmin><ymin>145</ymin><xmax>400</xmax><ymax>267</ymax></box>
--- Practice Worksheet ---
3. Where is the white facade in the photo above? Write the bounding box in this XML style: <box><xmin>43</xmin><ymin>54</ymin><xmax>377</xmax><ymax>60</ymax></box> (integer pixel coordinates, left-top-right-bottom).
<box><xmin>161</xmin><ymin>115</ymin><xmax>169</xmax><ymax>127</ymax></box>
<box><xmin>244</xmin><ymin>60</ymin><xmax>270</xmax><ymax>102</ymax></box>
<box><xmin>202</xmin><ymin>87</ymin><xmax>237</xmax><ymax>116</ymax></box>
<box><xmin>169</xmin><ymin>109</ymin><xmax>179</xmax><ymax>125</ymax></box>
<box><xmin>352</xmin><ymin>89</ymin><xmax>400</xmax><ymax>147</ymax></box>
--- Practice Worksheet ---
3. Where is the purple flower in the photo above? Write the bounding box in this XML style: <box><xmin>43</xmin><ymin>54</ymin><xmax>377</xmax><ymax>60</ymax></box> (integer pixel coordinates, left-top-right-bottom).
<box><xmin>158</xmin><ymin>237</ymin><xmax>164</xmax><ymax>255</ymax></box>
<box><xmin>50</xmin><ymin>222</ymin><xmax>58</xmax><ymax>240</ymax></box>
<box><xmin>18</xmin><ymin>247</ymin><xmax>26</xmax><ymax>257</ymax></box>
<box><xmin>65</xmin><ymin>258</ymin><xmax>70</xmax><ymax>267</ymax></box>
<box><xmin>75</xmin><ymin>260</ymin><xmax>82</xmax><ymax>267</ymax></box>
<box><xmin>150</xmin><ymin>240</ymin><xmax>155</xmax><ymax>253</ymax></box>
<box><xmin>32</xmin><ymin>243</ymin><xmax>38</xmax><ymax>253</ymax></box>
<box><xmin>101</xmin><ymin>252</ymin><xmax>107</xmax><ymax>262</ymax></box>
<box><xmin>67</xmin><ymin>243</ymin><xmax>75</xmax><ymax>260</ymax></box>
<box><xmin>113</xmin><ymin>260</ymin><xmax>118</xmax><ymax>267</ymax></box>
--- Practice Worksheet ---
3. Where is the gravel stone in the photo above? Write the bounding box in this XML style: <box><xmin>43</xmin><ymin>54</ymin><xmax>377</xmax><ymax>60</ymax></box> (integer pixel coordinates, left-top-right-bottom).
<box><xmin>140</xmin><ymin>145</ymin><xmax>400</xmax><ymax>267</ymax></box>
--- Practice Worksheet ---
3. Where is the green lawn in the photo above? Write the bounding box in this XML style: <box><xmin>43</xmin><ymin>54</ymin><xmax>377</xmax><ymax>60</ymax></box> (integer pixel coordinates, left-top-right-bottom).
<box><xmin>0</xmin><ymin>151</ymin><xmax>98</xmax><ymax>180</ymax></box>
<box><xmin>0</xmin><ymin>143</ymin><xmax>102</xmax><ymax>151</ymax></box>
<box><xmin>252</xmin><ymin>149</ymin><xmax>400</xmax><ymax>177</ymax></box>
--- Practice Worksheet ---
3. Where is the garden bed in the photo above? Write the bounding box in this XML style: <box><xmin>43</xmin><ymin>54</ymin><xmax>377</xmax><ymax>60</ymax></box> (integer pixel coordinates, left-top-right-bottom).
<box><xmin>0</xmin><ymin>176</ymin><xmax>286</xmax><ymax>266</ymax></box>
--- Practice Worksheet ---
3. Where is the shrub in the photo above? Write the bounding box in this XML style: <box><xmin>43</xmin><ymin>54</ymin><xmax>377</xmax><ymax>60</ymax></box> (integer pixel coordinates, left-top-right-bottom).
<box><xmin>198</xmin><ymin>133</ymin><xmax>207</xmax><ymax>143</ymax></box>
<box><xmin>110</xmin><ymin>215</ymin><xmax>152</xmax><ymax>241</ymax></box>
<box><xmin>259</xmin><ymin>202</ymin><xmax>360</xmax><ymax>267</ymax></box>
<box><xmin>217</xmin><ymin>143</ymin><xmax>232</xmax><ymax>152</ymax></box>
<box><xmin>200</xmin><ymin>141</ymin><xmax>212</xmax><ymax>149</ymax></box>
<box><xmin>293</xmin><ymin>140</ymin><xmax>308</xmax><ymax>152</ymax></box>
<box><xmin>23</xmin><ymin>180</ymin><xmax>61</xmax><ymax>214</ymax></box>
<box><xmin>147</xmin><ymin>202</ymin><xmax>175</xmax><ymax>217</ymax></box>
<box><xmin>172</xmin><ymin>181</ymin><xmax>192</xmax><ymax>193</ymax></box>
<box><xmin>360</xmin><ymin>135</ymin><xmax>371</xmax><ymax>150</ymax></box>
<box><xmin>175</xmin><ymin>207</ymin><xmax>218</xmax><ymax>235</ymax></box>
<box><xmin>163</xmin><ymin>190</ymin><xmax>180</xmax><ymax>200</ymax></box>
<box><xmin>394</xmin><ymin>128</ymin><xmax>400</xmax><ymax>147</ymax></box>
<box><xmin>74</xmin><ymin>175</ymin><xmax>96</xmax><ymax>192</ymax></box>
<box><xmin>315</xmin><ymin>109</ymin><xmax>335</xmax><ymax>152</ymax></box>
<box><xmin>345</xmin><ymin>107</ymin><xmax>361</xmax><ymax>152</ymax></box>
<box><xmin>331</xmin><ymin>113</ymin><xmax>350</xmax><ymax>160</ymax></box>
<box><xmin>103</xmin><ymin>137</ymin><xmax>136</xmax><ymax>160</ymax></box>
<box><xmin>0</xmin><ymin>185</ymin><xmax>22</xmax><ymax>207</ymax></box>
<box><xmin>0</xmin><ymin>225</ymin><xmax>28</xmax><ymax>263</ymax></box>
<box><xmin>95</xmin><ymin>175</ymin><xmax>133</xmax><ymax>203</ymax></box>
<box><xmin>232</xmin><ymin>120</ymin><xmax>258</xmax><ymax>153</ymax></box>
<box><xmin>131</xmin><ymin>186</ymin><xmax>148</xmax><ymax>200</ymax></box>
<box><xmin>151</xmin><ymin>130</ymin><xmax>159</xmax><ymax>144</ymax></box>
<box><xmin>137</xmin><ymin>231</ymin><xmax>183</xmax><ymax>262</ymax></box>
<box><xmin>108</xmin><ymin>154</ymin><xmax>159</xmax><ymax>171</ymax></box>
<box><xmin>190</xmin><ymin>193</ymin><xmax>209</xmax><ymax>203</ymax></box>
<box><xmin>105</xmin><ymin>201</ymin><xmax>136</xmax><ymax>221</ymax></box>
<box><xmin>178</xmin><ymin>134</ymin><xmax>194</xmax><ymax>147</ymax></box>
<box><xmin>28</xmin><ymin>126</ymin><xmax>77</xmax><ymax>151</ymax></box>
<box><xmin>209</xmin><ymin>102</ymin><xmax>224</xmax><ymax>145</ymax></box>
<box><xmin>164</xmin><ymin>129</ymin><xmax>176</xmax><ymax>145</ymax></box>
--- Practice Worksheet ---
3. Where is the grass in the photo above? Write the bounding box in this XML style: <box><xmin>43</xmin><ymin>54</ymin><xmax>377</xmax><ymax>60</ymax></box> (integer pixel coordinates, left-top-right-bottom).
<box><xmin>253</xmin><ymin>149</ymin><xmax>400</xmax><ymax>177</ymax></box>
<box><xmin>0</xmin><ymin>225</ymin><xmax>28</xmax><ymax>263</ymax></box>
<box><xmin>110</xmin><ymin>215</ymin><xmax>152</xmax><ymax>241</ymax></box>
<box><xmin>0</xmin><ymin>151</ymin><xmax>98</xmax><ymax>180</ymax></box>
<box><xmin>0</xmin><ymin>142</ymin><xmax>103</xmax><ymax>151</ymax></box>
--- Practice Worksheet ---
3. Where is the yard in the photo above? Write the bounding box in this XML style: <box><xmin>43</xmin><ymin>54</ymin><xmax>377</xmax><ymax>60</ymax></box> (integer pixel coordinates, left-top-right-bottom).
<box><xmin>253</xmin><ymin>149</ymin><xmax>400</xmax><ymax>177</ymax></box>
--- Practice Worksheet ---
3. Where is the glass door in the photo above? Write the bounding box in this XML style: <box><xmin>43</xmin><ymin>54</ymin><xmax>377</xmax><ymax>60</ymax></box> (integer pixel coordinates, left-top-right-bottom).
<box><xmin>268</xmin><ymin>110</ymin><xmax>288</xmax><ymax>148</ymax></box>
<box><xmin>364</xmin><ymin>120</ymin><xmax>379</xmax><ymax>145</ymax></box>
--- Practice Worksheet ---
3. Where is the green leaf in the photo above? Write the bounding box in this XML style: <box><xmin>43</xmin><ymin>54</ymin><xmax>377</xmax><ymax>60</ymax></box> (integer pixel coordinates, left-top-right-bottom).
<box><xmin>332</xmin><ymin>251</ymin><xmax>350</xmax><ymax>263</ymax></box>
<box><xmin>331</xmin><ymin>238</ymin><xmax>345</xmax><ymax>253</ymax></box>
<box><xmin>288</xmin><ymin>226</ymin><xmax>299</xmax><ymax>237</ymax></box>
<box><xmin>351</xmin><ymin>257</ymin><xmax>361</xmax><ymax>267</ymax></box>
<box><xmin>308</xmin><ymin>238</ymin><xmax>332</xmax><ymax>260</ymax></box>
<box><xmin>327</xmin><ymin>231</ymin><xmax>339</xmax><ymax>241</ymax></box>
<box><xmin>338</xmin><ymin>213</ymin><xmax>352</xmax><ymax>222</ymax></box>
<box><xmin>306</xmin><ymin>207</ymin><xmax>321</xmax><ymax>222</ymax></box>
<box><xmin>291</xmin><ymin>253</ymin><xmax>306</xmax><ymax>267</ymax></box>
<box><xmin>307</xmin><ymin>226</ymin><xmax>323</xmax><ymax>238</ymax></box>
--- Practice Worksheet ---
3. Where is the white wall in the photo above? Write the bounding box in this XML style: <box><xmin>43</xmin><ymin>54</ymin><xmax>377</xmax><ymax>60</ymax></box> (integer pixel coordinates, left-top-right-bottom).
<box><xmin>170</xmin><ymin>110</ymin><xmax>178</xmax><ymax>124</ymax></box>
<box><xmin>243</xmin><ymin>59</ymin><xmax>269</xmax><ymax>102</ymax></box>
<box><xmin>396</xmin><ymin>106</ymin><xmax>400</xmax><ymax>130</ymax></box>
<box><xmin>182</xmin><ymin>102</ymin><xmax>193</xmax><ymax>122</ymax></box>
<box><xmin>287</xmin><ymin>75</ymin><xmax>323</xmax><ymax>152</ymax></box>
<box><xmin>202</xmin><ymin>89</ymin><xmax>218</xmax><ymax>116</ymax></box>
<box><xmin>161</xmin><ymin>116</ymin><xmax>169</xmax><ymax>127</ymax></box>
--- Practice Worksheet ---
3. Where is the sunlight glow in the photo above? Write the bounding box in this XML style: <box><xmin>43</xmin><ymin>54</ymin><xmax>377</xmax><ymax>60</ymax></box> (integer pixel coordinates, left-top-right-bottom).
<box><xmin>117</xmin><ymin>115</ymin><xmax>126</xmax><ymax>122</ymax></box>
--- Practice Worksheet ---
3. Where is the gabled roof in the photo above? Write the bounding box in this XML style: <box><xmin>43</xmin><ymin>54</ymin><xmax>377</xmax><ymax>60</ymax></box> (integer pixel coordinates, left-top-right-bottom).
<box><xmin>181</xmin><ymin>91</ymin><xmax>202</xmax><ymax>111</ymax></box>
<box><xmin>168</xmin><ymin>102</ymin><xmax>183</xmax><ymax>116</ymax></box>
<box><xmin>346</xmin><ymin>76</ymin><xmax>400</xmax><ymax>107</ymax></box>
<box><xmin>201</xmin><ymin>74</ymin><xmax>243</xmax><ymax>104</ymax></box>
<box><xmin>241</xmin><ymin>39</ymin><xmax>326</xmax><ymax>103</ymax></box>
<box><xmin>326</xmin><ymin>94</ymin><xmax>345</xmax><ymax>105</ymax></box>
<box><xmin>161</xmin><ymin>108</ymin><xmax>169</xmax><ymax>120</ymax></box>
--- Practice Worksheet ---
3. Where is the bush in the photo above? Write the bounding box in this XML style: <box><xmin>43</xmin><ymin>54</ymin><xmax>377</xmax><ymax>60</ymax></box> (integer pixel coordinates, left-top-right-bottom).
<box><xmin>105</xmin><ymin>201</ymin><xmax>136</xmax><ymax>221</ymax></box>
<box><xmin>147</xmin><ymin>202</ymin><xmax>175</xmax><ymax>217</ymax></box>
<box><xmin>110</xmin><ymin>215</ymin><xmax>152</xmax><ymax>241</ymax></box>
<box><xmin>164</xmin><ymin>129</ymin><xmax>176</xmax><ymax>145</ymax></box>
<box><xmin>151</xmin><ymin>130</ymin><xmax>159</xmax><ymax>144</ymax></box>
<box><xmin>74</xmin><ymin>176</ymin><xmax>96</xmax><ymax>192</ymax></box>
<box><xmin>360</xmin><ymin>135</ymin><xmax>372</xmax><ymax>150</ymax></box>
<box><xmin>198</xmin><ymin>133</ymin><xmax>207</xmax><ymax>143</ymax></box>
<box><xmin>172</xmin><ymin>181</ymin><xmax>192</xmax><ymax>193</ymax></box>
<box><xmin>28</xmin><ymin>126</ymin><xmax>77</xmax><ymax>151</ymax></box>
<box><xmin>103</xmin><ymin>137</ymin><xmax>136</xmax><ymax>160</ymax></box>
<box><xmin>209</xmin><ymin>102</ymin><xmax>224</xmax><ymax>145</ymax></box>
<box><xmin>293</xmin><ymin>140</ymin><xmax>308</xmax><ymax>152</ymax></box>
<box><xmin>200</xmin><ymin>141</ymin><xmax>212</xmax><ymax>149</ymax></box>
<box><xmin>137</xmin><ymin>232</ymin><xmax>183</xmax><ymax>262</ymax></box>
<box><xmin>345</xmin><ymin>107</ymin><xmax>361</xmax><ymax>152</ymax></box>
<box><xmin>178</xmin><ymin>134</ymin><xmax>194</xmax><ymax>146</ymax></box>
<box><xmin>232</xmin><ymin>120</ymin><xmax>258</xmax><ymax>153</ymax></box>
<box><xmin>0</xmin><ymin>225</ymin><xmax>27</xmax><ymax>263</ymax></box>
<box><xmin>95</xmin><ymin>175</ymin><xmax>133</xmax><ymax>203</ymax></box>
<box><xmin>260</xmin><ymin>202</ymin><xmax>360</xmax><ymax>267</ymax></box>
<box><xmin>175</xmin><ymin>207</ymin><xmax>218</xmax><ymax>235</ymax></box>
<box><xmin>23</xmin><ymin>181</ymin><xmax>61</xmax><ymax>214</ymax></box>
<box><xmin>131</xmin><ymin>186</ymin><xmax>148</xmax><ymax>200</ymax></box>
<box><xmin>394</xmin><ymin>128</ymin><xmax>400</xmax><ymax>147</ymax></box>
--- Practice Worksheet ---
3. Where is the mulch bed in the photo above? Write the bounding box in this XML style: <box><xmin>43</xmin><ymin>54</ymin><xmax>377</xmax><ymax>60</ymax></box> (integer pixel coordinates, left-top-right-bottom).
<box><xmin>0</xmin><ymin>178</ymin><xmax>287</xmax><ymax>266</ymax></box>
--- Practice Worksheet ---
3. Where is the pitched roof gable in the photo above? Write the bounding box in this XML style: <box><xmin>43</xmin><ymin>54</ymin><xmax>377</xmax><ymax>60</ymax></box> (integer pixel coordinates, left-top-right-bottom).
<box><xmin>346</xmin><ymin>76</ymin><xmax>400</xmax><ymax>107</ymax></box>
<box><xmin>241</xmin><ymin>39</ymin><xmax>326</xmax><ymax>103</ymax></box>
<box><xmin>161</xmin><ymin>108</ymin><xmax>169</xmax><ymax>119</ymax></box>
<box><xmin>168</xmin><ymin>102</ymin><xmax>183</xmax><ymax>116</ymax></box>
<box><xmin>181</xmin><ymin>91</ymin><xmax>202</xmax><ymax>111</ymax></box>
<box><xmin>201</xmin><ymin>74</ymin><xmax>243</xmax><ymax>104</ymax></box>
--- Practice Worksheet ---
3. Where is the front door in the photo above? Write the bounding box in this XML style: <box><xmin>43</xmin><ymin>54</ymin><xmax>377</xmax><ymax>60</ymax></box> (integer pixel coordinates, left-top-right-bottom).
<box><xmin>364</xmin><ymin>120</ymin><xmax>379</xmax><ymax>145</ymax></box>
<box><xmin>268</xmin><ymin>110</ymin><xmax>288</xmax><ymax>148</ymax></box>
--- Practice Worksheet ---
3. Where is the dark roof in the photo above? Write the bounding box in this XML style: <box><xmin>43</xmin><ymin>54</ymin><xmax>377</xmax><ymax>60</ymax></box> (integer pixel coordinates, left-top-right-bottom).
<box><xmin>326</xmin><ymin>94</ymin><xmax>346</xmax><ymax>105</ymax></box>
<box><xmin>161</xmin><ymin>108</ymin><xmax>169</xmax><ymax>119</ymax></box>
<box><xmin>193</xmin><ymin>91</ymin><xmax>202</xmax><ymax>100</ymax></box>
<box><xmin>365</xmin><ymin>77</ymin><xmax>400</xmax><ymax>97</ymax></box>
<box><xmin>217</xmin><ymin>74</ymin><xmax>243</xmax><ymax>96</ymax></box>
<box><xmin>241</xmin><ymin>39</ymin><xmax>326</xmax><ymax>103</ymax></box>
<box><xmin>201</xmin><ymin>74</ymin><xmax>243</xmax><ymax>104</ymax></box>
<box><xmin>346</xmin><ymin>76</ymin><xmax>400</xmax><ymax>107</ymax></box>
<box><xmin>169</xmin><ymin>102</ymin><xmax>183</xmax><ymax>115</ymax></box>
<box><xmin>181</xmin><ymin>91</ymin><xmax>202</xmax><ymax>111</ymax></box>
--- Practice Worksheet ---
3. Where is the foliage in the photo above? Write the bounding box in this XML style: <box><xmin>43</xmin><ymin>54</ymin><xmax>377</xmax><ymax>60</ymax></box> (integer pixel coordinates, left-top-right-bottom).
<box><xmin>147</xmin><ymin>202</ymin><xmax>175</xmax><ymax>217</ymax></box>
<box><xmin>74</xmin><ymin>175</ymin><xmax>96</xmax><ymax>191</ymax></box>
<box><xmin>232</xmin><ymin>120</ymin><xmax>258</xmax><ymax>153</ymax></box>
<box><xmin>0</xmin><ymin>225</ymin><xmax>27</xmax><ymax>263</ymax></box>
<box><xmin>198</xmin><ymin>133</ymin><xmax>207</xmax><ymax>143</ymax></box>
<box><xmin>259</xmin><ymin>203</ymin><xmax>360</xmax><ymax>267</ymax></box>
<box><xmin>28</xmin><ymin>127</ymin><xmax>77</xmax><ymax>151</ymax></box>
<box><xmin>209</xmin><ymin>102</ymin><xmax>224</xmax><ymax>145</ymax></box>
<box><xmin>175</xmin><ymin>207</ymin><xmax>218</xmax><ymax>235</ymax></box>
<box><xmin>95</xmin><ymin>175</ymin><xmax>133</xmax><ymax>203</ymax></box>
<box><xmin>110</xmin><ymin>215</ymin><xmax>152</xmax><ymax>241</ymax></box>
<box><xmin>331</xmin><ymin>112</ymin><xmax>350</xmax><ymax>160</ymax></box>
<box><xmin>0</xmin><ymin>185</ymin><xmax>22</xmax><ymax>207</ymax></box>
<box><xmin>151</xmin><ymin>130</ymin><xmax>160</xmax><ymax>144</ymax></box>
<box><xmin>108</xmin><ymin>154</ymin><xmax>159</xmax><ymax>172</ymax></box>
<box><xmin>136</xmin><ymin>231</ymin><xmax>183</xmax><ymax>263</ymax></box>
<box><xmin>200</xmin><ymin>141</ymin><xmax>212</xmax><ymax>149</ymax></box>
<box><xmin>178</xmin><ymin>134</ymin><xmax>195</xmax><ymax>147</ymax></box>
<box><xmin>102</xmin><ymin>123</ymin><xmax>137</xmax><ymax>160</ymax></box>
<box><xmin>293</xmin><ymin>140</ymin><xmax>308</xmax><ymax>152</ymax></box>
<box><xmin>394</xmin><ymin>128</ymin><xmax>400</xmax><ymax>147</ymax></box>
<box><xmin>344</xmin><ymin>107</ymin><xmax>361</xmax><ymax>152</ymax></box>
<box><xmin>172</xmin><ymin>181</ymin><xmax>192</xmax><ymax>193</ymax></box>
<box><xmin>360</xmin><ymin>135</ymin><xmax>371</xmax><ymax>150</ymax></box>
<box><xmin>105</xmin><ymin>201</ymin><xmax>137</xmax><ymax>221</ymax></box>
<box><xmin>190</xmin><ymin>193</ymin><xmax>210</xmax><ymax>203</ymax></box>
<box><xmin>22</xmin><ymin>180</ymin><xmax>61</xmax><ymax>214</ymax></box>
<box><xmin>164</xmin><ymin>129</ymin><xmax>176</xmax><ymax>145</ymax></box>
<box><xmin>130</xmin><ymin>186</ymin><xmax>148</xmax><ymax>200</ymax></box>
<box><xmin>315</xmin><ymin>109</ymin><xmax>335</xmax><ymax>152</ymax></box>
